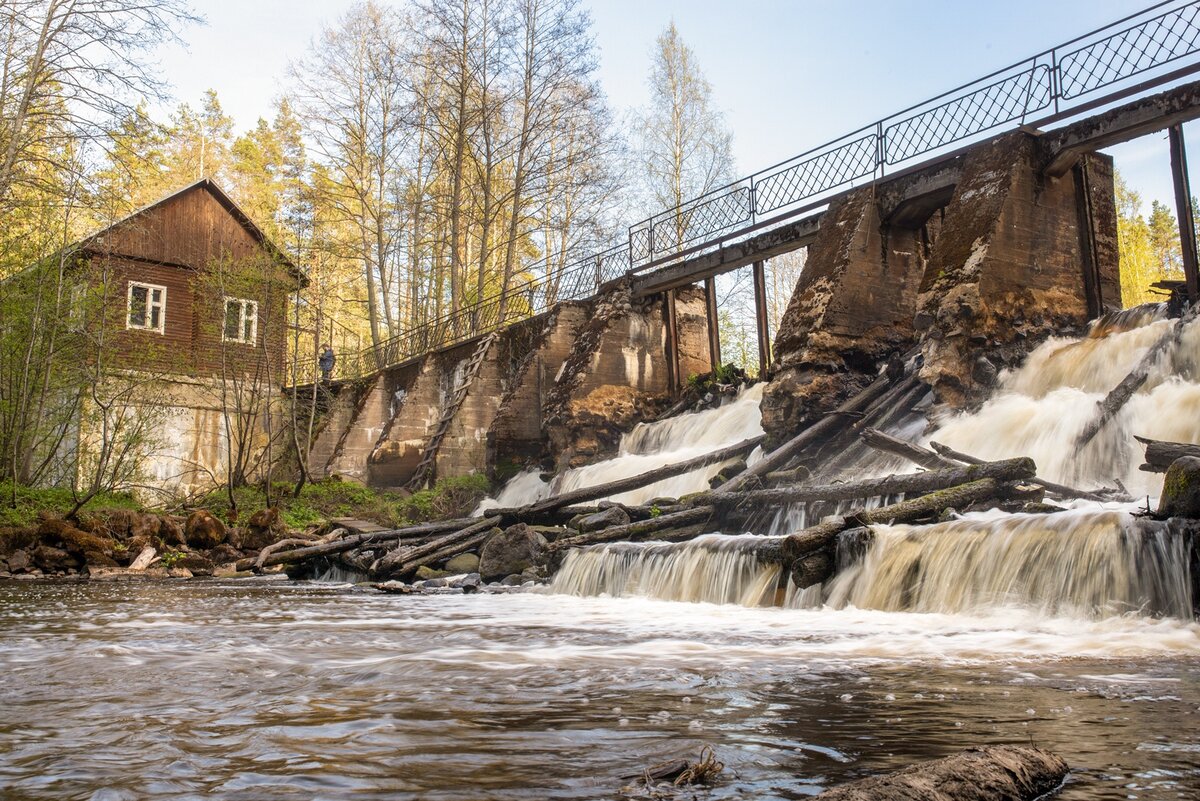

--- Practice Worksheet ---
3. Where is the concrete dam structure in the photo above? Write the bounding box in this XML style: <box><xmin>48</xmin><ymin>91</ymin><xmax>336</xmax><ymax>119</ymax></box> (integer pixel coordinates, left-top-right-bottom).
<box><xmin>306</xmin><ymin>68</ymin><xmax>1200</xmax><ymax>489</ymax></box>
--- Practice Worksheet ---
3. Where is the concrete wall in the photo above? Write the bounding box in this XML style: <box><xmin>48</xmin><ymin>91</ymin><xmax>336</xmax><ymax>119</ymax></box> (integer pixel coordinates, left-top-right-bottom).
<box><xmin>309</xmin><ymin>283</ymin><xmax>712</xmax><ymax>486</ymax></box>
<box><xmin>761</xmin><ymin>130</ymin><xmax>1119</xmax><ymax>441</ymax></box>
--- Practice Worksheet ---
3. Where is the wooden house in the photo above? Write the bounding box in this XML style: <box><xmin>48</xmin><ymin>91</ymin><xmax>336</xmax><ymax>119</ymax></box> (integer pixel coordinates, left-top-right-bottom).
<box><xmin>56</xmin><ymin>179</ymin><xmax>304</xmax><ymax>496</ymax></box>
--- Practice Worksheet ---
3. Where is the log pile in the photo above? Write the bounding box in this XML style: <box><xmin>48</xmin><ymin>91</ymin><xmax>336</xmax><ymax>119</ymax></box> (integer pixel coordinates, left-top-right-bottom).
<box><xmin>257</xmin><ymin>358</ymin><xmax>1108</xmax><ymax>590</ymax></box>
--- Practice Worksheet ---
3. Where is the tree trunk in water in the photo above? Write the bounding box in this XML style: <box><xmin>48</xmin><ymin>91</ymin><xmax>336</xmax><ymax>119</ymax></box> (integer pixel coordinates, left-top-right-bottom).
<box><xmin>550</xmin><ymin>506</ymin><xmax>715</xmax><ymax>551</ymax></box>
<box><xmin>1135</xmin><ymin>435</ymin><xmax>1200</xmax><ymax>472</ymax></box>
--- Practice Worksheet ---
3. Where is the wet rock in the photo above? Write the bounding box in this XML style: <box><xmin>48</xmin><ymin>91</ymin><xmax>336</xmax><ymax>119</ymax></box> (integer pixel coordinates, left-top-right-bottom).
<box><xmin>33</xmin><ymin>544</ymin><xmax>75</xmax><ymax>572</ymax></box>
<box><xmin>415</xmin><ymin>565</ymin><xmax>450</xmax><ymax>581</ymax></box>
<box><xmin>1158</xmin><ymin>456</ymin><xmax>1200</xmax><ymax>518</ymax></box>
<box><xmin>241</xmin><ymin>507</ymin><xmax>286</xmax><ymax>551</ymax></box>
<box><xmin>418</xmin><ymin>577</ymin><xmax>448</xmax><ymax>588</ymax></box>
<box><xmin>205</xmin><ymin>543</ymin><xmax>243</xmax><ymax>565</ymax></box>
<box><xmin>174</xmin><ymin>553</ymin><xmax>214</xmax><ymax>577</ymax></box>
<box><xmin>574</xmin><ymin>506</ymin><xmax>629</xmax><ymax>532</ymax></box>
<box><xmin>444</xmin><ymin>552</ymin><xmax>480</xmax><ymax>574</ymax></box>
<box><xmin>374</xmin><ymin>581</ymin><xmax>413</xmax><ymax>594</ymax></box>
<box><xmin>500</xmin><ymin>574</ymin><xmax>524</xmax><ymax>586</ymax></box>
<box><xmin>167</xmin><ymin>567</ymin><xmax>193</xmax><ymax>579</ymax></box>
<box><xmin>185</xmin><ymin>510</ymin><xmax>227</xmax><ymax>550</ymax></box>
<box><xmin>158</xmin><ymin>516</ymin><xmax>187</xmax><ymax>547</ymax></box>
<box><xmin>790</xmin><ymin>551</ymin><xmax>833</xmax><ymax>590</ymax></box>
<box><xmin>7</xmin><ymin>549</ymin><xmax>30</xmax><ymax>573</ymax></box>
<box><xmin>479</xmin><ymin>523</ymin><xmax>548</xmax><ymax>581</ymax></box>
<box><xmin>451</xmin><ymin>573</ymin><xmax>482</xmax><ymax>592</ymax></box>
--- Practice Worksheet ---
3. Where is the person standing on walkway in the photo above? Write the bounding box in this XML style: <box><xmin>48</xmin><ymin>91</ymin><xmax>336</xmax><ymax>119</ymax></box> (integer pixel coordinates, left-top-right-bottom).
<box><xmin>319</xmin><ymin>343</ymin><xmax>336</xmax><ymax>382</ymax></box>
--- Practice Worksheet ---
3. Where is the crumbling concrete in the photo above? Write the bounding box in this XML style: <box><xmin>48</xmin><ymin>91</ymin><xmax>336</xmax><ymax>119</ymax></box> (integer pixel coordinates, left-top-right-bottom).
<box><xmin>915</xmin><ymin>133</ymin><xmax>1119</xmax><ymax>407</ymax></box>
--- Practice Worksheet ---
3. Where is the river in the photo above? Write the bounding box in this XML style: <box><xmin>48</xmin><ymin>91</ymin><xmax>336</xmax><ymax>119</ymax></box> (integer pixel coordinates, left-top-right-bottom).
<box><xmin>2</xmin><ymin>577</ymin><xmax>1199</xmax><ymax>800</ymax></box>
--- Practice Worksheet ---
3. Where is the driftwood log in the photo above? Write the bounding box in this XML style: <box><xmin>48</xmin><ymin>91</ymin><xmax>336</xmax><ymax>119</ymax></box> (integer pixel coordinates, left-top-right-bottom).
<box><xmin>232</xmin><ymin>518</ymin><xmax>477</xmax><ymax>572</ymax></box>
<box><xmin>813</xmin><ymin>745</ymin><xmax>1068</xmax><ymax>801</ymax></box>
<box><xmin>1136</xmin><ymin>434</ymin><xmax>1200</xmax><ymax>472</ymax></box>
<box><xmin>372</xmin><ymin>516</ymin><xmax>501</xmax><ymax>578</ymax></box>
<box><xmin>717</xmin><ymin>367</ymin><xmax>904</xmax><ymax>494</ymax></box>
<box><xmin>691</xmin><ymin>457</ymin><xmax>1034</xmax><ymax>510</ymax></box>
<box><xmin>550</xmin><ymin>506</ymin><xmax>715</xmax><ymax>551</ymax></box>
<box><xmin>928</xmin><ymin>441</ymin><xmax>1125</xmax><ymax>502</ymax></box>
<box><xmin>1075</xmin><ymin>310</ymin><xmax>1191</xmax><ymax>450</ymax></box>
<box><xmin>861</xmin><ymin>428</ymin><xmax>956</xmax><ymax>471</ymax></box>
<box><xmin>492</xmin><ymin>436</ymin><xmax>763</xmax><ymax>519</ymax></box>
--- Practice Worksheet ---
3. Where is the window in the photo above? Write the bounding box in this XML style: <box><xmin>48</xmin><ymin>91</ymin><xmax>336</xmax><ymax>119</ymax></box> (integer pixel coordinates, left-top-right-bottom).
<box><xmin>127</xmin><ymin>282</ymin><xmax>166</xmax><ymax>333</ymax></box>
<box><xmin>223</xmin><ymin>297</ymin><xmax>258</xmax><ymax>345</ymax></box>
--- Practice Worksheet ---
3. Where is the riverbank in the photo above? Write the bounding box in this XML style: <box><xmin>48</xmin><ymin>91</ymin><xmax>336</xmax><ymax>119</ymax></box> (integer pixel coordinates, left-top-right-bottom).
<box><xmin>0</xmin><ymin>476</ymin><xmax>490</xmax><ymax>580</ymax></box>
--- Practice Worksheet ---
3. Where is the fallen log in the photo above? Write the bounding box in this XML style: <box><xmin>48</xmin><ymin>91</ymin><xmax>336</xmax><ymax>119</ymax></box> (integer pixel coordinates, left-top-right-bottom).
<box><xmin>717</xmin><ymin>368</ymin><xmax>903</xmax><ymax>494</ymax></box>
<box><xmin>372</xmin><ymin>516</ymin><xmax>501</xmax><ymax>578</ymax></box>
<box><xmin>861</xmin><ymin>428</ymin><xmax>957</xmax><ymax>471</ymax></box>
<box><xmin>779</xmin><ymin>477</ymin><xmax>1006</xmax><ymax>563</ymax></box>
<box><xmin>550</xmin><ymin>506</ymin><xmax>715</xmax><ymax>551</ymax></box>
<box><xmin>1135</xmin><ymin>434</ymin><xmax>1200</xmax><ymax>472</ymax></box>
<box><xmin>232</xmin><ymin>518</ymin><xmax>475</xmax><ymax>572</ymax></box>
<box><xmin>494</xmin><ymin>436</ymin><xmax>763</xmax><ymax>519</ymax></box>
<box><xmin>813</xmin><ymin>745</ymin><xmax>1068</xmax><ymax>801</ymax></box>
<box><xmin>693</xmin><ymin>457</ymin><xmax>1034</xmax><ymax>509</ymax></box>
<box><xmin>1075</xmin><ymin>312</ymin><xmax>1191</xmax><ymax>450</ymax></box>
<box><xmin>928</xmin><ymin>441</ymin><xmax>1124</xmax><ymax>502</ymax></box>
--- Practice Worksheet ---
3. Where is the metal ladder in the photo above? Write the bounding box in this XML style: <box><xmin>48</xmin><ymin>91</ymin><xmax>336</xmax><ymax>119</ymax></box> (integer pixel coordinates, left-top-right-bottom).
<box><xmin>406</xmin><ymin>333</ymin><xmax>497</xmax><ymax>490</ymax></box>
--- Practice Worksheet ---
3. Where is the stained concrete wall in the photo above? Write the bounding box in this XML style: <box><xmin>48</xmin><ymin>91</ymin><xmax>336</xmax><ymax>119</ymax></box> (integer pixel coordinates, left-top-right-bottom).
<box><xmin>915</xmin><ymin>134</ymin><xmax>1119</xmax><ymax>406</ymax></box>
<box><xmin>309</xmin><ymin>283</ymin><xmax>711</xmax><ymax>486</ymax></box>
<box><xmin>761</xmin><ymin>130</ymin><xmax>1119</xmax><ymax>442</ymax></box>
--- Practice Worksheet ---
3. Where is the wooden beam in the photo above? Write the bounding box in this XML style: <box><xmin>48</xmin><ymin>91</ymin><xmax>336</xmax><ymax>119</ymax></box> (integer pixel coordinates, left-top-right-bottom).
<box><xmin>1169</xmin><ymin>123</ymin><xmax>1200</xmax><ymax>304</ymax></box>
<box><xmin>704</xmin><ymin>277</ymin><xmax>721</xmax><ymax>370</ymax></box>
<box><xmin>753</xmin><ymin>260</ymin><xmax>771</xmax><ymax>373</ymax></box>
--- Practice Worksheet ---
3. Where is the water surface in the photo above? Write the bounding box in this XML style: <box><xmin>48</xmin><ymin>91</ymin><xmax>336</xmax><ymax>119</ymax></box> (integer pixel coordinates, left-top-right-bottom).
<box><xmin>2</xmin><ymin>579</ymin><xmax>1199</xmax><ymax>800</ymax></box>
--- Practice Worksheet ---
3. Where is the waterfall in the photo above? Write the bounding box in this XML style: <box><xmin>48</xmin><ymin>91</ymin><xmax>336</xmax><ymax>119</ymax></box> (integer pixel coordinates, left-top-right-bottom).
<box><xmin>478</xmin><ymin>383</ymin><xmax>766</xmax><ymax>512</ymax></box>
<box><xmin>819</xmin><ymin>510</ymin><xmax>1193</xmax><ymax>619</ymax></box>
<box><xmin>930</xmin><ymin>307</ymin><xmax>1200</xmax><ymax>498</ymax></box>
<box><xmin>550</xmin><ymin>534</ymin><xmax>783</xmax><ymax>606</ymax></box>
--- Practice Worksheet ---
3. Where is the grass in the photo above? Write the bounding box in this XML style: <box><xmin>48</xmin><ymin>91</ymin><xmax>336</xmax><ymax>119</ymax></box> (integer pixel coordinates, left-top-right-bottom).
<box><xmin>0</xmin><ymin>482</ymin><xmax>141</xmax><ymax>529</ymax></box>
<box><xmin>1</xmin><ymin>474</ymin><xmax>494</xmax><ymax>535</ymax></box>
<box><xmin>198</xmin><ymin>474</ymin><xmax>493</xmax><ymax>529</ymax></box>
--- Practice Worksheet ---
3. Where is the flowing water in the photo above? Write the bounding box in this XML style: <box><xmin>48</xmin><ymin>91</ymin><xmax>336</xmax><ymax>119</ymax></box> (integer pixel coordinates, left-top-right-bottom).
<box><xmin>6</xmin><ymin>309</ymin><xmax>1200</xmax><ymax>798</ymax></box>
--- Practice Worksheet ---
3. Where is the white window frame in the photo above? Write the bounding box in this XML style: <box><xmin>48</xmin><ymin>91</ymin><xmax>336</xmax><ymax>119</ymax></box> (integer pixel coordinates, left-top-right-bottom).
<box><xmin>222</xmin><ymin>296</ymin><xmax>259</xmax><ymax>345</ymax></box>
<box><xmin>126</xmin><ymin>281</ymin><xmax>166</xmax><ymax>333</ymax></box>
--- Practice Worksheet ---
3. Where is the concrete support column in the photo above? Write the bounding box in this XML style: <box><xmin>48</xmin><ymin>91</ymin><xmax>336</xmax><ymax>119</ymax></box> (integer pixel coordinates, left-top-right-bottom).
<box><xmin>1168</xmin><ymin>124</ymin><xmax>1200</xmax><ymax>303</ymax></box>
<box><xmin>753</xmin><ymin>260</ymin><xmax>771</xmax><ymax>374</ymax></box>
<box><xmin>704</xmin><ymin>277</ymin><xmax>721</xmax><ymax>370</ymax></box>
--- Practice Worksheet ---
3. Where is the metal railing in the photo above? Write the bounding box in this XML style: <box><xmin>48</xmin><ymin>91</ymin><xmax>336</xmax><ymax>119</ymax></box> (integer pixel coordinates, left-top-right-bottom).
<box><xmin>311</xmin><ymin>0</ymin><xmax>1200</xmax><ymax>384</ymax></box>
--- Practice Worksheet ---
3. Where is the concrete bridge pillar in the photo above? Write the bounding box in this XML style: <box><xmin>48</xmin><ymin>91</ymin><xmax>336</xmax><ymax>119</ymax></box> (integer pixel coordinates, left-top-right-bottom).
<box><xmin>760</xmin><ymin>185</ymin><xmax>933</xmax><ymax>443</ymax></box>
<box><xmin>915</xmin><ymin>132</ymin><xmax>1119</xmax><ymax>407</ymax></box>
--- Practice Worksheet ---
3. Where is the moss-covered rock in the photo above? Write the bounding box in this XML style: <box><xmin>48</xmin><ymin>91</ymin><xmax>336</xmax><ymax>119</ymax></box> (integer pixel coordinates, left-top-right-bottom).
<box><xmin>1158</xmin><ymin>456</ymin><xmax>1200</xmax><ymax>518</ymax></box>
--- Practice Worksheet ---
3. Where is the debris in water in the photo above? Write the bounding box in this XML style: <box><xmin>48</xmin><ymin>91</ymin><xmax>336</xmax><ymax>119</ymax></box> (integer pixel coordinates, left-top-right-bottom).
<box><xmin>621</xmin><ymin>746</ymin><xmax>725</xmax><ymax>796</ymax></box>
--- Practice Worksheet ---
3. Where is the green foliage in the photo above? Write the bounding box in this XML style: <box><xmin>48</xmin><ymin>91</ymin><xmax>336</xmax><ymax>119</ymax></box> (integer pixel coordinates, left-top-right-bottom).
<box><xmin>196</xmin><ymin>474</ymin><xmax>492</xmax><ymax>530</ymax></box>
<box><xmin>159</xmin><ymin>549</ymin><xmax>184</xmax><ymax>568</ymax></box>
<box><xmin>0</xmin><ymin>482</ymin><xmax>141</xmax><ymax>528</ymax></box>
<box><xmin>650</xmin><ymin>505</ymin><xmax>662</xmax><ymax>518</ymax></box>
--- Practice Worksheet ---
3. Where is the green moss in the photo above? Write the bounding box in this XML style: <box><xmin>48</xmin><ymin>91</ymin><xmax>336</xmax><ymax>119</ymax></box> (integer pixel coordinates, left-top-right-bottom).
<box><xmin>0</xmin><ymin>482</ymin><xmax>141</xmax><ymax>528</ymax></box>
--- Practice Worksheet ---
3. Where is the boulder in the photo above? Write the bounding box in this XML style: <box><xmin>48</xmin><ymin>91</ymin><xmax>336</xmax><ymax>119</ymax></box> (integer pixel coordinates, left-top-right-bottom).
<box><xmin>415</xmin><ymin>565</ymin><xmax>450</xmax><ymax>581</ymax></box>
<box><xmin>241</xmin><ymin>507</ymin><xmax>286</xmax><ymax>551</ymax></box>
<box><xmin>1158</xmin><ymin>456</ymin><xmax>1200</xmax><ymax>519</ymax></box>
<box><xmin>33</xmin><ymin>544</ymin><xmax>75</xmax><ymax>572</ymax></box>
<box><xmin>185</xmin><ymin>510</ymin><xmax>227</xmax><ymax>550</ymax></box>
<box><xmin>6</xmin><ymin>549</ymin><xmax>31</xmax><ymax>573</ymax></box>
<box><xmin>40</xmin><ymin>518</ymin><xmax>117</xmax><ymax>567</ymax></box>
<box><xmin>205</xmin><ymin>543</ymin><xmax>243</xmax><ymax>565</ymax></box>
<box><xmin>158</xmin><ymin>516</ymin><xmax>187</xmax><ymax>547</ymax></box>
<box><xmin>174</xmin><ymin>553</ymin><xmax>214</xmax><ymax>577</ymax></box>
<box><xmin>444</xmin><ymin>552</ymin><xmax>480</xmax><ymax>574</ymax></box>
<box><xmin>478</xmin><ymin>523</ymin><xmax>548</xmax><ymax>581</ymax></box>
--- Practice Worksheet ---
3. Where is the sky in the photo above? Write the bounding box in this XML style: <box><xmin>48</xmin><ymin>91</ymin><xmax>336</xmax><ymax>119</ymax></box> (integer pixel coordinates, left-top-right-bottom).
<box><xmin>155</xmin><ymin>0</ymin><xmax>1197</xmax><ymax>215</ymax></box>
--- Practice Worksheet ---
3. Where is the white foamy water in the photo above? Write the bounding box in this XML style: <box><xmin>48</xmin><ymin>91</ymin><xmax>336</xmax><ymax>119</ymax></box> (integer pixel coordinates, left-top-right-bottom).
<box><xmin>478</xmin><ymin>383</ymin><xmax>765</xmax><ymax>511</ymax></box>
<box><xmin>930</xmin><ymin>307</ymin><xmax>1200</xmax><ymax>498</ymax></box>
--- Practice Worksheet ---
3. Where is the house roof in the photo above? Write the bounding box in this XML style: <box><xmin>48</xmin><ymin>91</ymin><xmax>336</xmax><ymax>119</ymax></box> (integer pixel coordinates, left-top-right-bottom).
<box><xmin>78</xmin><ymin>177</ymin><xmax>306</xmax><ymax>285</ymax></box>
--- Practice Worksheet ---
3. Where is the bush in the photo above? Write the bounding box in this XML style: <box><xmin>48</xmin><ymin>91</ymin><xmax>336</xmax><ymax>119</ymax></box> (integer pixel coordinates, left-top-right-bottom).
<box><xmin>0</xmin><ymin>482</ymin><xmax>141</xmax><ymax>528</ymax></box>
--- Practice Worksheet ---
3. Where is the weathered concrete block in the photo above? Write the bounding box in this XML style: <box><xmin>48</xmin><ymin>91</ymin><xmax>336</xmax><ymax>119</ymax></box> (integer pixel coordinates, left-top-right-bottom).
<box><xmin>915</xmin><ymin>132</ymin><xmax>1118</xmax><ymax>407</ymax></box>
